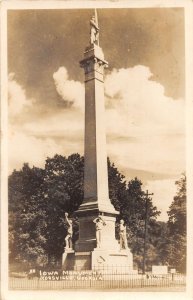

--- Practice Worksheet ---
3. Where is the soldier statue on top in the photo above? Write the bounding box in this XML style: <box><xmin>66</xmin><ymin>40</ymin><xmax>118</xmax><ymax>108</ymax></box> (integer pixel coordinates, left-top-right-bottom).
<box><xmin>90</xmin><ymin>15</ymin><xmax>99</xmax><ymax>45</ymax></box>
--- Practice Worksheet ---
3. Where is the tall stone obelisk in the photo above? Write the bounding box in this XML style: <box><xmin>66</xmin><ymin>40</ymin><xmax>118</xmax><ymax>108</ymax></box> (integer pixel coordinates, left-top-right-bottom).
<box><xmin>63</xmin><ymin>11</ymin><xmax>133</xmax><ymax>271</ymax></box>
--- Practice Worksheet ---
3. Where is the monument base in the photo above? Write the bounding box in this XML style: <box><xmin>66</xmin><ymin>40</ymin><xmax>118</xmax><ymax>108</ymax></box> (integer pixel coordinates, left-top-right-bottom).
<box><xmin>91</xmin><ymin>248</ymin><xmax>135</xmax><ymax>273</ymax></box>
<box><xmin>62</xmin><ymin>249</ymin><xmax>75</xmax><ymax>270</ymax></box>
<box><xmin>62</xmin><ymin>247</ymin><xmax>135</xmax><ymax>274</ymax></box>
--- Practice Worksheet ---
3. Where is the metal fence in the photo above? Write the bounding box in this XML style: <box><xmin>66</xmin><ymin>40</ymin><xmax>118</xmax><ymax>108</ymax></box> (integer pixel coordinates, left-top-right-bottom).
<box><xmin>9</xmin><ymin>267</ymin><xmax>186</xmax><ymax>290</ymax></box>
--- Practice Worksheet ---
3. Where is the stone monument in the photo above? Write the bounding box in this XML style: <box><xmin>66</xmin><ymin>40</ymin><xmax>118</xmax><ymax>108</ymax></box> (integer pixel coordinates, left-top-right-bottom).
<box><xmin>63</xmin><ymin>10</ymin><xmax>134</xmax><ymax>273</ymax></box>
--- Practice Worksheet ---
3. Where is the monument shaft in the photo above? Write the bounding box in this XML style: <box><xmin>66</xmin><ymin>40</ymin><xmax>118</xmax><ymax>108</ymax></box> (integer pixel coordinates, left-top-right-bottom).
<box><xmin>78</xmin><ymin>45</ymin><xmax>116</xmax><ymax>214</ymax></box>
<box><xmin>84</xmin><ymin>68</ymin><xmax>108</xmax><ymax>204</ymax></box>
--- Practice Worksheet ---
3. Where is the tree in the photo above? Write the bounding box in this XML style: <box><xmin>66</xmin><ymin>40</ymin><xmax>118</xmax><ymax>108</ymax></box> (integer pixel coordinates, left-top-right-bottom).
<box><xmin>107</xmin><ymin>157</ymin><xmax>127</xmax><ymax>211</ymax></box>
<box><xmin>152</xmin><ymin>221</ymin><xmax>170</xmax><ymax>265</ymax></box>
<box><xmin>121</xmin><ymin>178</ymin><xmax>161</xmax><ymax>271</ymax></box>
<box><xmin>9</xmin><ymin>164</ymin><xmax>46</xmax><ymax>268</ymax></box>
<box><xmin>107</xmin><ymin>161</ymin><xmax>161</xmax><ymax>272</ymax></box>
<box><xmin>168</xmin><ymin>174</ymin><xmax>186</xmax><ymax>235</ymax></box>
<box><xmin>8</xmin><ymin>154</ymin><xmax>84</xmax><ymax>267</ymax></box>
<box><xmin>166</xmin><ymin>173</ymin><xmax>186</xmax><ymax>272</ymax></box>
<box><xmin>42</xmin><ymin>153</ymin><xmax>84</xmax><ymax>264</ymax></box>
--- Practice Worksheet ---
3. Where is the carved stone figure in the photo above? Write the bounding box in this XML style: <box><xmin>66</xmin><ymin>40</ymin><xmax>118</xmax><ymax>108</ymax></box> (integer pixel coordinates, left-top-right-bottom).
<box><xmin>90</xmin><ymin>15</ymin><xmax>99</xmax><ymax>45</ymax></box>
<box><xmin>93</xmin><ymin>215</ymin><xmax>106</xmax><ymax>248</ymax></box>
<box><xmin>119</xmin><ymin>219</ymin><xmax>128</xmax><ymax>250</ymax></box>
<box><xmin>64</xmin><ymin>212</ymin><xmax>73</xmax><ymax>250</ymax></box>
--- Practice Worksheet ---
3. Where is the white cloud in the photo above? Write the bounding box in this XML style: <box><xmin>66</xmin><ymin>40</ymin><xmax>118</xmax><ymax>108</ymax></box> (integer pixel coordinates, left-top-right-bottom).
<box><xmin>107</xmin><ymin>134</ymin><xmax>185</xmax><ymax>178</ymax></box>
<box><xmin>23</xmin><ymin>110</ymin><xmax>84</xmax><ymax>139</ymax></box>
<box><xmin>8</xmin><ymin>70</ymin><xmax>85</xmax><ymax>173</ymax></box>
<box><xmin>53</xmin><ymin>66</ymin><xmax>84</xmax><ymax>110</ymax></box>
<box><xmin>105</xmin><ymin>65</ymin><xmax>185</xmax><ymax>176</ymax></box>
<box><xmin>8</xmin><ymin>132</ymin><xmax>63</xmax><ymax>172</ymax></box>
<box><xmin>8</xmin><ymin>111</ymin><xmax>84</xmax><ymax>173</ymax></box>
<box><xmin>8</xmin><ymin>129</ymin><xmax>84</xmax><ymax>174</ymax></box>
<box><xmin>105</xmin><ymin>66</ymin><xmax>184</xmax><ymax>137</ymax></box>
<box><xmin>8</xmin><ymin>73</ymin><xmax>33</xmax><ymax>117</ymax></box>
<box><xmin>144</xmin><ymin>179</ymin><xmax>178</xmax><ymax>221</ymax></box>
<box><xmin>8</xmin><ymin>131</ymin><xmax>83</xmax><ymax>173</ymax></box>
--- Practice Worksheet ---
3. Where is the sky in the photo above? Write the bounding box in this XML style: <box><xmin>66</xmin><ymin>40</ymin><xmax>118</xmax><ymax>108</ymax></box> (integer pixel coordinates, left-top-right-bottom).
<box><xmin>7</xmin><ymin>8</ymin><xmax>185</xmax><ymax>221</ymax></box>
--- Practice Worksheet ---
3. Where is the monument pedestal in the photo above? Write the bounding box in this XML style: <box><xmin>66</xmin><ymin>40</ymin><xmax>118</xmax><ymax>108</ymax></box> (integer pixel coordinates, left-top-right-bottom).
<box><xmin>92</xmin><ymin>248</ymin><xmax>134</xmax><ymax>273</ymax></box>
<box><xmin>62</xmin><ymin>249</ymin><xmax>75</xmax><ymax>270</ymax></box>
<box><xmin>74</xmin><ymin>212</ymin><xmax>119</xmax><ymax>252</ymax></box>
<box><xmin>62</xmin><ymin>247</ymin><xmax>135</xmax><ymax>273</ymax></box>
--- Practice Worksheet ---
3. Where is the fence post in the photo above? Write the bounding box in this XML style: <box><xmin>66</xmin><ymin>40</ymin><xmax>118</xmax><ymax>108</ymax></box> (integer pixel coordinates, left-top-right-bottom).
<box><xmin>141</xmin><ymin>273</ymin><xmax>143</xmax><ymax>288</ymax></box>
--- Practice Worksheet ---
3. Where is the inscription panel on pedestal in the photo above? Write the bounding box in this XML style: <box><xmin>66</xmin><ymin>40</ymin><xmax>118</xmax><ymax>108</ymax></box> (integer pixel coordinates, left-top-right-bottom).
<box><xmin>79</xmin><ymin>220</ymin><xmax>95</xmax><ymax>239</ymax></box>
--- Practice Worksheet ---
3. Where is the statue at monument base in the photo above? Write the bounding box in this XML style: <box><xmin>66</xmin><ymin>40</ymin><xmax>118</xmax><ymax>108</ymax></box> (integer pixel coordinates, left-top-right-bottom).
<box><xmin>64</xmin><ymin>212</ymin><xmax>73</xmax><ymax>252</ymax></box>
<box><xmin>93</xmin><ymin>214</ymin><xmax>106</xmax><ymax>248</ymax></box>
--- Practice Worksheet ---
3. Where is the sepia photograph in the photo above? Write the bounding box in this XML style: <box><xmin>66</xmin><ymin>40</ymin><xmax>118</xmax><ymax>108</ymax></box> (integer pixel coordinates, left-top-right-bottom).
<box><xmin>1</xmin><ymin>1</ymin><xmax>193</xmax><ymax>299</ymax></box>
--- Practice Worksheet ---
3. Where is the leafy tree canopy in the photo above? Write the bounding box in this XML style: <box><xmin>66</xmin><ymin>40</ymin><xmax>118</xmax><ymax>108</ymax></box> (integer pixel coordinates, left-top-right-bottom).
<box><xmin>166</xmin><ymin>173</ymin><xmax>186</xmax><ymax>272</ymax></box>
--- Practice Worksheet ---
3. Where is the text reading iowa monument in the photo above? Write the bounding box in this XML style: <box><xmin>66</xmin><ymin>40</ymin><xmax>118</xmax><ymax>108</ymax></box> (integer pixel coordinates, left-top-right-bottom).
<box><xmin>63</xmin><ymin>11</ymin><xmax>134</xmax><ymax>272</ymax></box>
